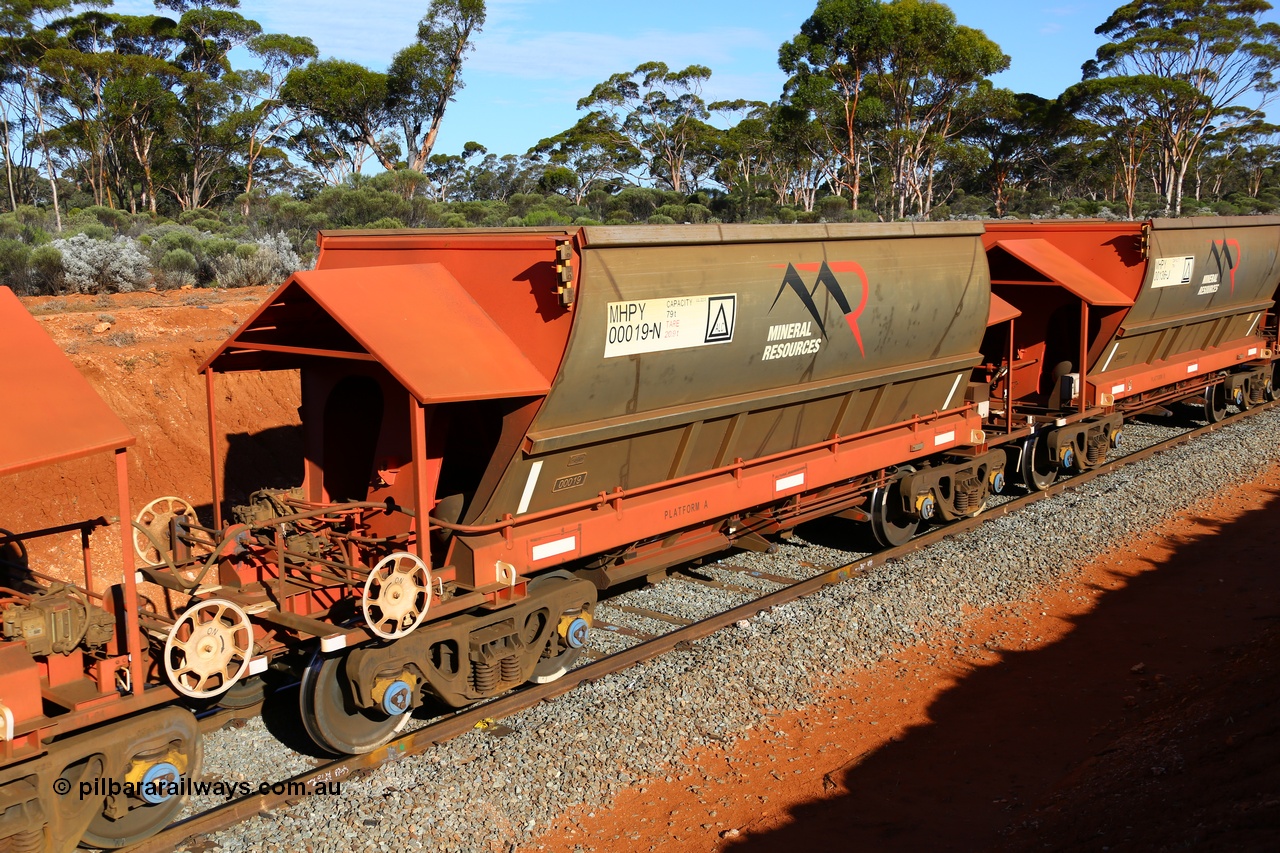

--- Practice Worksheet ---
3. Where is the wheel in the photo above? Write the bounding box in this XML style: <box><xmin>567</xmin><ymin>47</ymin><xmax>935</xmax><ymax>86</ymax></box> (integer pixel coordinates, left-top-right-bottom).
<box><xmin>299</xmin><ymin>650</ymin><xmax>411</xmax><ymax>755</ymax></box>
<box><xmin>164</xmin><ymin>599</ymin><xmax>254</xmax><ymax>699</ymax></box>
<box><xmin>1267</xmin><ymin>364</ymin><xmax>1278</xmax><ymax>401</ymax></box>
<box><xmin>1203</xmin><ymin>383</ymin><xmax>1227</xmax><ymax>423</ymax></box>
<box><xmin>869</xmin><ymin>477</ymin><xmax>919</xmax><ymax>548</ymax></box>
<box><xmin>361</xmin><ymin>551</ymin><xmax>432</xmax><ymax>640</ymax></box>
<box><xmin>133</xmin><ymin>495</ymin><xmax>199</xmax><ymax>567</ymax></box>
<box><xmin>215</xmin><ymin>675</ymin><xmax>266</xmax><ymax>710</ymax></box>
<box><xmin>527</xmin><ymin>571</ymin><xmax>592</xmax><ymax>685</ymax></box>
<box><xmin>81</xmin><ymin>719</ymin><xmax>202</xmax><ymax>849</ymax></box>
<box><xmin>1020</xmin><ymin>433</ymin><xmax>1058</xmax><ymax>492</ymax></box>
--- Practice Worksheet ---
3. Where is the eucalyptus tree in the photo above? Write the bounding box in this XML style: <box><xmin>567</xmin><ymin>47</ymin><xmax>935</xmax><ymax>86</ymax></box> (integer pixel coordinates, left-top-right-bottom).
<box><xmin>1086</xmin><ymin>0</ymin><xmax>1280</xmax><ymax>214</ymax></box>
<box><xmin>0</xmin><ymin>0</ymin><xmax>81</xmax><ymax>225</ymax></box>
<box><xmin>577</xmin><ymin>61</ymin><xmax>717</xmax><ymax>193</ymax></box>
<box><xmin>225</xmin><ymin>32</ymin><xmax>317</xmax><ymax>215</ymax></box>
<box><xmin>282</xmin><ymin>0</ymin><xmax>485</xmax><ymax>184</ymax></box>
<box><xmin>865</xmin><ymin>0</ymin><xmax>1008</xmax><ymax>218</ymax></box>
<box><xmin>152</xmin><ymin>0</ymin><xmax>263</xmax><ymax>209</ymax></box>
<box><xmin>964</xmin><ymin>87</ymin><xmax>1053</xmax><ymax>217</ymax></box>
<box><xmin>1064</xmin><ymin>75</ymin><xmax>1162</xmax><ymax>218</ymax></box>
<box><xmin>386</xmin><ymin>0</ymin><xmax>486</xmax><ymax>173</ymax></box>
<box><xmin>281</xmin><ymin>59</ymin><xmax>393</xmax><ymax>183</ymax></box>
<box><xmin>778</xmin><ymin>0</ymin><xmax>886</xmax><ymax>206</ymax></box>
<box><xmin>529</xmin><ymin>112</ymin><xmax>641</xmax><ymax>204</ymax></box>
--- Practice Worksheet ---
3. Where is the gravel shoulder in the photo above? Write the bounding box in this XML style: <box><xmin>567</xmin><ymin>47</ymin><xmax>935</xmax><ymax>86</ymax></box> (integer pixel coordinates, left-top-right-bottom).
<box><xmin>179</xmin><ymin>408</ymin><xmax>1280</xmax><ymax>853</ymax></box>
<box><xmin>539</xmin><ymin>456</ymin><xmax>1280</xmax><ymax>852</ymax></box>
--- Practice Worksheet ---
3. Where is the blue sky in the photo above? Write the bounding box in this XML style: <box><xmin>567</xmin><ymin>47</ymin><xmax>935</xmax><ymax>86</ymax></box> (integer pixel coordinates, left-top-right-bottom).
<box><xmin>106</xmin><ymin>1</ymin><xmax>1280</xmax><ymax>158</ymax></box>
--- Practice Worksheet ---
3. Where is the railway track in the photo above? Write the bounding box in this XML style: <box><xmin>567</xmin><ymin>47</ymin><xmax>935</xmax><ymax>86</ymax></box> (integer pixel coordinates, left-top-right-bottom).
<box><xmin>127</xmin><ymin>401</ymin><xmax>1275</xmax><ymax>853</ymax></box>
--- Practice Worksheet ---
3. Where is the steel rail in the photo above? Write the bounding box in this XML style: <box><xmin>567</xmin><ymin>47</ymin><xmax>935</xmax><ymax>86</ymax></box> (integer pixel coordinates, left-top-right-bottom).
<box><xmin>125</xmin><ymin>400</ymin><xmax>1277</xmax><ymax>853</ymax></box>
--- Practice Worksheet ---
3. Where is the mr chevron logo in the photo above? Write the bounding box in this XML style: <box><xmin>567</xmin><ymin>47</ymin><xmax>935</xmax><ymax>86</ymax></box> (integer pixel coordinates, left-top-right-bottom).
<box><xmin>770</xmin><ymin>261</ymin><xmax>871</xmax><ymax>356</ymax></box>
<box><xmin>1209</xmin><ymin>239</ymin><xmax>1241</xmax><ymax>293</ymax></box>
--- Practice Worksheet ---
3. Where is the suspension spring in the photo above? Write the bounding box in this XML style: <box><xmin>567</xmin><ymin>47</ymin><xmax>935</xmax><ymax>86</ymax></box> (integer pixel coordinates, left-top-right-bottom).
<box><xmin>472</xmin><ymin>660</ymin><xmax>499</xmax><ymax>693</ymax></box>
<box><xmin>500</xmin><ymin>655</ymin><xmax>521</xmax><ymax>683</ymax></box>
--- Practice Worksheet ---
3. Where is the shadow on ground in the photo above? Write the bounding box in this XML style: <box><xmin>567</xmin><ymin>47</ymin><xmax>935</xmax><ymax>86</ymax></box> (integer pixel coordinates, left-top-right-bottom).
<box><xmin>729</xmin><ymin>488</ymin><xmax>1280</xmax><ymax>852</ymax></box>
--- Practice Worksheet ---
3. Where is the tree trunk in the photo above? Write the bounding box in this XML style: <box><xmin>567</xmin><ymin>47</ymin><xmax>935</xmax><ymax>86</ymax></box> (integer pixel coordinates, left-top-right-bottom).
<box><xmin>1</xmin><ymin>111</ymin><xmax>15</xmax><ymax>212</ymax></box>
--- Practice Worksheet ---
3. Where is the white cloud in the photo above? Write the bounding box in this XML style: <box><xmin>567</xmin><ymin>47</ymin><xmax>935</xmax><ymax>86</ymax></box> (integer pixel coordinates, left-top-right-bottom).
<box><xmin>469</xmin><ymin>26</ymin><xmax>776</xmax><ymax>82</ymax></box>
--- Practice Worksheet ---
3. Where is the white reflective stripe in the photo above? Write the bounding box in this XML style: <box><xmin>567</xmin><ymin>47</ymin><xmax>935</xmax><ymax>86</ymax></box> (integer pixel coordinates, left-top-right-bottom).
<box><xmin>1187</xmin><ymin>363</ymin><xmax>1199</xmax><ymax>374</ymax></box>
<box><xmin>1111</xmin><ymin>383</ymin><xmax>1126</xmax><ymax>394</ymax></box>
<box><xmin>0</xmin><ymin>703</ymin><xmax>11</xmax><ymax>741</ymax></box>
<box><xmin>1248</xmin><ymin>347</ymin><xmax>1259</xmax><ymax>356</ymax></box>
<box><xmin>1100</xmin><ymin>342</ymin><xmax>1120</xmax><ymax>373</ymax></box>
<box><xmin>135</xmin><ymin>571</ymin><xmax>144</xmax><ymax>584</ymax></box>
<box><xmin>248</xmin><ymin>657</ymin><xmax>268</xmax><ymax>676</ymax></box>
<box><xmin>775</xmin><ymin>472</ymin><xmax>805</xmax><ymax>492</ymax></box>
<box><xmin>1247</xmin><ymin>314</ymin><xmax>1261</xmax><ymax>337</ymax></box>
<box><xmin>532</xmin><ymin>535</ymin><xmax>576</xmax><ymax>561</ymax></box>
<box><xmin>934</xmin><ymin>430</ymin><xmax>956</xmax><ymax>446</ymax></box>
<box><xmin>942</xmin><ymin>373</ymin><xmax>964</xmax><ymax>410</ymax></box>
<box><xmin>517</xmin><ymin>460</ymin><xmax>543</xmax><ymax>515</ymax></box>
<box><xmin>320</xmin><ymin>634</ymin><xmax>348</xmax><ymax>653</ymax></box>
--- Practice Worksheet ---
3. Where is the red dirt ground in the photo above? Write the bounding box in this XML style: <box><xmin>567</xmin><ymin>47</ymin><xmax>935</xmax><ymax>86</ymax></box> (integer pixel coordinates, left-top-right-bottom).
<box><xmin>3</xmin><ymin>287</ymin><xmax>301</xmax><ymax>580</ymax></box>
<box><xmin>536</xmin><ymin>467</ymin><xmax>1280</xmax><ymax>852</ymax></box>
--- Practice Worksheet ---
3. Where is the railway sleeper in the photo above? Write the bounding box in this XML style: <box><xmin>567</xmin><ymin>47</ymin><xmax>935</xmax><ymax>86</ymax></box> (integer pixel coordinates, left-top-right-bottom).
<box><xmin>343</xmin><ymin>576</ymin><xmax>596</xmax><ymax>709</ymax></box>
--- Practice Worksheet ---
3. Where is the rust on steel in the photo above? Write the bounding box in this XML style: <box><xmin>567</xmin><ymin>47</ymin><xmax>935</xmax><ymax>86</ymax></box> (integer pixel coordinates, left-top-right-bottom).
<box><xmin>200</xmin><ymin>264</ymin><xmax>551</xmax><ymax>402</ymax></box>
<box><xmin>987</xmin><ymin>236</ymin><xmax>1134</xmax><ymax>306</ymax></box>
<box><xmin>125</xmin><ymin>399</ymin><xmax>1276</xmax><ymax>853</ymax></box>
<box><xmin>0</xmin><ymin>286</ymin><xmax>135</xmax><ymax>476</ymax></box>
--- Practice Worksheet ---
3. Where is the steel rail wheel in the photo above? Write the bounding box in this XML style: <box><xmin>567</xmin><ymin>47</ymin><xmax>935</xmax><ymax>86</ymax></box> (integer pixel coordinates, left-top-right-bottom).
<box><xmin>1020</xmin><ymin>434</ymin><xmax>1058</xmax><ymax>492</ymax></box>
<box><xmin>81</xmin><ymin>728</ymin><xmax>202</xmax><ymax>849</ymax></box>
<box><xmin>869</xmin><ymin>477</ymin><xmax>919</xmax><ymax>548</ymax></box>
<box><xmin>528</xmin><ymin>571</ymin><xmax>589</xmax><ymax>685</ymax></box>
<box><xmin>1203</xmin><ymin>383</ymin><xmax>1228</xmax><ymax>423</ymax></box>
<box><xmin>299</xmin><ymin>650</ymin><xmax>411</xmax><ymax>756</ymax></box>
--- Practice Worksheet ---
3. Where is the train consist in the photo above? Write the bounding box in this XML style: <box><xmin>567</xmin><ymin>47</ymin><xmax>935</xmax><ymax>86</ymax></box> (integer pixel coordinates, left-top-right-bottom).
<box><xmin>2</xmin><ymin>216</ymin><xmax>1277</xmax><ymax>850</ymax></box>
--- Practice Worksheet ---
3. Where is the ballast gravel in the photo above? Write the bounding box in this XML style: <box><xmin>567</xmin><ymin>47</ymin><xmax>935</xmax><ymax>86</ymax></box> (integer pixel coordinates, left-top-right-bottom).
<box><xmin>179</xmin><ymin>407</ymin><xmax>1280</xmax><ymax>853</ymax></box>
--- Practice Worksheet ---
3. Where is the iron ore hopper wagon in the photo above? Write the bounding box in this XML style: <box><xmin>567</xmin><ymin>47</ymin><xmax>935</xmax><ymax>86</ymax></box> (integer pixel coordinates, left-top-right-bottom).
<box><xmin>1</xmin><ymin>217</ymin><xmax>1277</xmax><ymax>851</ymax></box>
<box><xmin>0</xmin><ymin>287</ymin><xmax>201</xmax><ymax>852</ymax></box>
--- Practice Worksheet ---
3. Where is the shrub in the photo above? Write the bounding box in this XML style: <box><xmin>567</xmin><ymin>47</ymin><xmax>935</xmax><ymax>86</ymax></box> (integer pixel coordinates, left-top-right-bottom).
<box><xmin>76</xmin><ymin>222</ymin><xmax>113</xmax><ymax>241</ymax></box>
<box><xmin>654</xmin><ymin>204</ymin><xmax>687</xmax><ymax>221</ymax></box>
<box><xmin>160</xmin><ymin>248</ymin><xmax>198</xmax><ymax>273</ymax></box>
<box><xmin>213</xmin><ymin>232</ymin><xmax>301</xmax><ymax>288</ymax></box>
<box><xmin>186</xmin><ymin>217</ymin><xmax>223</xmax><ymax>233</ymax></box>
<box><xmin>83</xmin><ymin>205</ymin><xmax>132</xmax><ymax>231</ymax></box>
<box><xmin>198</xmin><ymin>237</ymin><xmax>238</xmax><ymax>259</ymax></box>
<box><xmin>152</xmin><ymin>226</ymin><xmax>202</xmax><ymax>256</ymax></box>
<box><xmin>365</xmin><ymin>216</ymin><xmax>406</xmax><ymax>229</ymax></box>
<box><xmin>647</xmin><ymin>214</ymin><xmax>677</xmax><ymax>225</ymax></box>
<box><xmin>817</xmin><ymin>195</ymin><xmax>851</xmax><ymax>220</ymax></box>
<box><xmin>0</xmin><ymin>239</ymin><xmax>31</xmax><ymax>292</ymax></box>
<box><xmin>52</xmin><ymin>234</ymin><xmax>151</xmax><ymax>293</ymax></box>
<box><xmin>29</xmin><ymin>245</ymin><xmax>64</xmax><ymax>293</ymax></box>
<box><xmin>523</xmin><ymin>208</ymin><xmax>571</xmax><ymax>226</ymax></box>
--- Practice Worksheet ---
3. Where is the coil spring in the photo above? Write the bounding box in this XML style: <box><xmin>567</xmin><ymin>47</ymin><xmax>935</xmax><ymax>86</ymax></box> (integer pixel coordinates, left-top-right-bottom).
<box><xmin>6</xmin><ymin>828</ymin><xmax>45</xmax><ymax>853</ymax></box>
<box><xmin>953</xmin><ymin>477</ymin><xmax>983</xmax><ymax>513</ymax></box>
<box><xmin>500</xmin><ymin>655</ymin><xmax>521</xmax><ymax>683</ymax></box>
<box><xmin>472</xmin><ymin>660</ymin><xmax>499</xmax><ymax>693</ymax></box>
<box><xmin>1250</xmin><ymin>381</ymin><xmax>1267</xmax><ymax>405</ymax></box>
<box><xmin>1087</xmin><ymin>433</ymin><xmax>1109</xmax><ymax>465</ymax></box>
